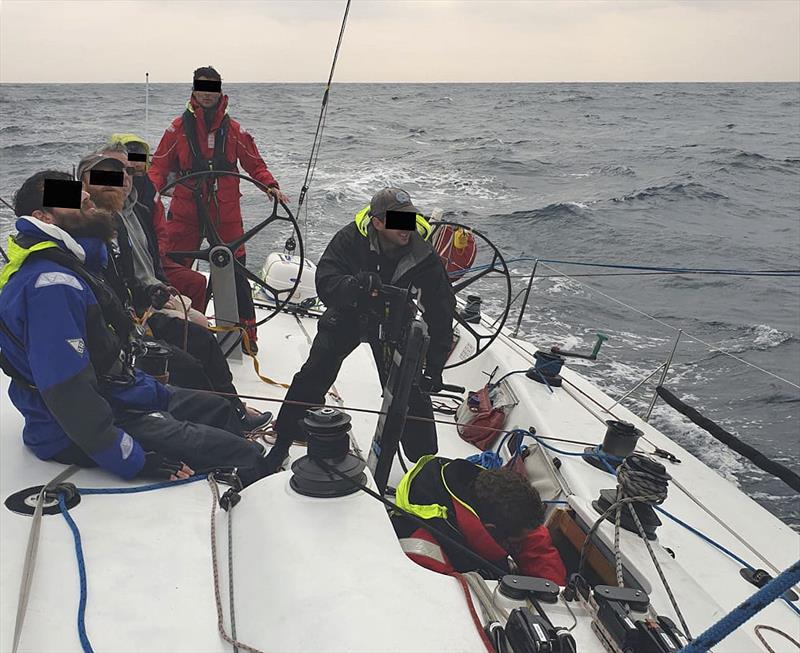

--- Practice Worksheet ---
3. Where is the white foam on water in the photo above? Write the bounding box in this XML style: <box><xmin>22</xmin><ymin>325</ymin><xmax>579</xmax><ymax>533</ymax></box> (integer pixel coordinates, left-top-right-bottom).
<box><xmin>543</xmin><ymin>276</ymin><xmax>585</xmax><ymax>296</ymax></box>
<box><xmin>717</xmin><ymin>323</ymin><xmax>794</xmax><ymax>354</ymax></box>
<box><xmin>309</xmin><ymin>161</ymin><xmax>509</xmax><ymax>204</ymax></box>
<box><xmin>649</xmin><ymin>403</ymin><xmax>747</xmax><ymax>484</ymax></box>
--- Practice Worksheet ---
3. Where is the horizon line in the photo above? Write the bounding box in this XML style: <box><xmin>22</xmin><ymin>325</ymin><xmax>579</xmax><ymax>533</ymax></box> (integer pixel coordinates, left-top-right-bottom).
<box><xmin>2</xmin><ymin>80</ymin><xmax>799</xmax><ymax>85</ymax></box>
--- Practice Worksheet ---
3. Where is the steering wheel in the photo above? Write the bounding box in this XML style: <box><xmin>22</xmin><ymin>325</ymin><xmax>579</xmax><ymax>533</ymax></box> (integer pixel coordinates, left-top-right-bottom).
<box><xmin>428</xmin><ymin>221</ymin><xmax>512</xmax><ymax>369</ymax></box>
<box><xmin>158</xmin><ymin>170</ymin><xmax>304</xmax><ymax>327</ymax></box>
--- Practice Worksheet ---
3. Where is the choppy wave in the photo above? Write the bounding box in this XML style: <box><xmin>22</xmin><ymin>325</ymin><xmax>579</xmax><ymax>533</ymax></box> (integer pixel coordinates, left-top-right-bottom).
<box><xmin>612</xmin><ymin>181</ymin><xmax>728</xmax><ymax>203</ymax></box>
<box><xmin>1</xmin><ymin>81</ymin><xmax>798</xmax><ymax>528</ymax></box>
<box><xmin>494</xmin><ymin>202</ymin><xmax>589</xmax><ymax>222</ymax></box>
<box><xmin>559</xmin><ymin>94</ymin><xmax>595</xmax><ymax>103</ymax></box>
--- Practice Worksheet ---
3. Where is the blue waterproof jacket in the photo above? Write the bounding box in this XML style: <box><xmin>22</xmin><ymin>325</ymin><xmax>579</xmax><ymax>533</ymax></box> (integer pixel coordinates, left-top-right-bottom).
<box><xmin>0</xmin><ymin>217</ymin><xmax>170</xmax><ymax>478</ymax></box>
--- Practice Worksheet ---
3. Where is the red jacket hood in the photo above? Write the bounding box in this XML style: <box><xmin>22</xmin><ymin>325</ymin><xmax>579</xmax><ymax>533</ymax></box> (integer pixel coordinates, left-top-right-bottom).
<box><xmin>188</xmin><ymin>94</ymin><xmax>229</xmax><ymax>132</ymax></box>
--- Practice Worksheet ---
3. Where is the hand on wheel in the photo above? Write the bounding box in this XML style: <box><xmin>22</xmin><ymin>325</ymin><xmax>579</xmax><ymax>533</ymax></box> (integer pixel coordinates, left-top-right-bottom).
<box><xmin>266</xmin><ymin>186</ymin><xmax>289</xmax><ymax>205</ymax></box>
<box><xmin>356</xmin><ymin>271</ymin><xmax>382</xmax><ymax>298</ymax></box>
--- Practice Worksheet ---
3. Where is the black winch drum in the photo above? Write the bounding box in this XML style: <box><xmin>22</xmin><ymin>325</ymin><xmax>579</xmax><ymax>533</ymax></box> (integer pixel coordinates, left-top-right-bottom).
<box><xmin>602</xmin><ymin>420</ymin><xmax>643</xmax><ymax>458</ymax></box>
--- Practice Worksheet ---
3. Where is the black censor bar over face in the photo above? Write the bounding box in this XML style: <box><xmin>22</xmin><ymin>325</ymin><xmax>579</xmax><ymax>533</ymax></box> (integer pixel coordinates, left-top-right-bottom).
<box><xmin>193</xmin><ymin>79</ymin><xmax>222</xmax><ymax>93</ymax></box>
<box><xmin>42</xmin><ymin>178</ymin><xmax>82</xmax><ymax>209</ymax></box>
<box><xmin>385</xmin><ymin>210</ymin><xmax>416</xmax><ymax>231</ymax></box>
<box><xmin>89</xmin><ymin>169</ymin><xmax>124</xmax><ymax>187</ymax></box>
<box><xmin>127</xmin><ymin>152</ymin><xmax>147</xmax><ymax>162</ymax></box>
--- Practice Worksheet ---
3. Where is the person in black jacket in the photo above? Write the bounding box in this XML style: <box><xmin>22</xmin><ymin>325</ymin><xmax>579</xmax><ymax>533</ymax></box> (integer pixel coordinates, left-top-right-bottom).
<box><xmin>267</xmin><ymin>188</ymin><xmax>455</xmax><ymax>469</ymax></box>
<box><xmin>77</xmin><ymin>146</ymin><xmax>270</xmax><ymax>431</ymax></box>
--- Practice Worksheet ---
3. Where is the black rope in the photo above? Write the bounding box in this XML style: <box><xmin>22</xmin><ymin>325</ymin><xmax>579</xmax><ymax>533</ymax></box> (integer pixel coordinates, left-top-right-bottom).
<box><xmin>656</xmin><ymin>386</ymin><xmax>800</xmax><ymax>492</ymax></box>
<box><xmin>297</xmin><ymin>0</ymin><xmax>351</xmax><ymax>213</ymax></box>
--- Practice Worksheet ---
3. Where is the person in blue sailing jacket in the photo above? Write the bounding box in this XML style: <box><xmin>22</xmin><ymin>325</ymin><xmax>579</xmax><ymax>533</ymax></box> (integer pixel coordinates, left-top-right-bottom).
<box><xmin>0</xmin><ymin>170</ymin><xmax>274</xmax><ymax>484</ymax></box>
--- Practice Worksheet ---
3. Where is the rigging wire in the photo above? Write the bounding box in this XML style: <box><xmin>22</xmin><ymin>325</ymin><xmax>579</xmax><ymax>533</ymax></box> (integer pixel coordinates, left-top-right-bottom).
<box><xmin>535</xmin><ymin>261</ymin><xmax>800</xmax><ymax>391</ymax></box>
<box><xmin>466</xmin><ymin>255</ymin><xmax>800</xmax><ymax>277</ymax></box>
<box><xmin>296</xmin><ymin>0</ymin><xmax>352</xmax><ymax>240</ymax></box>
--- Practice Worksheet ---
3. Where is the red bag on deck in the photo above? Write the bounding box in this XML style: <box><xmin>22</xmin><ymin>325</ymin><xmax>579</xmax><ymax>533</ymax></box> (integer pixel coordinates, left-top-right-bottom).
<box><xmin>456</xmin><ymin>385</ymin><xmax>509</xmax><ymax>450</ymax></box>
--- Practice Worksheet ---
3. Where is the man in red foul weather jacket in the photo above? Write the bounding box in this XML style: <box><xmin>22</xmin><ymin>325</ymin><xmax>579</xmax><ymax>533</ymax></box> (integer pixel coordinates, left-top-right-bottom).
<box><xmin>148</xmin><ymin>65</ymin><xmax>288</xmax><ymax>350</ymax></box>
<box><xmin>393</xmin><ymin>456</ymin><xmax>567</xmax><ymax>586</ymax></box>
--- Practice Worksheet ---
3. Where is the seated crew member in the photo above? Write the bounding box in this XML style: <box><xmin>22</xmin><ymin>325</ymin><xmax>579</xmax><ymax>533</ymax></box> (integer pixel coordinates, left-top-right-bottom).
<box><xmin>393</xmin><ymin>457</ymin><xmax>567</xmax><ymax>586</ymax></box>
<box><xmin>77</xmin><ymin>145</ymin><xmax>270</xmax><ymax>431</ymax></box>
<box><xmin>148</xmin><ymin>65</ymin><xmax>289</xmax><ymax>352</ymax></box>
<box><xmin>108</xmin><ymin>133</ymin><xmax>208</xmax><ymax>312</ymax></box>
<box><xmin>266</xmin><ymin>188</ymin><xmax>455</xmax><ymax>471</ymax></box>
<box><xmin>0</xmin><ymin>170</ymin><xmax>274</xmax><ymax>485</ymax></box>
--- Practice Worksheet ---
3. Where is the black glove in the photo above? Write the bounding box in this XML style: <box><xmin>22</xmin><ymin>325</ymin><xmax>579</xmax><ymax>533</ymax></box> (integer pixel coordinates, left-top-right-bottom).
<box><xmin>355</xmin><ymin>271</ymin><xmax>382</xmax><ymax>297</ymax></box>
<box><xmin>146</xmin><ymin>284</ymin><xmax>172</xmax><ymax>310</ymax></box>
<box><xmin>138</xmin><ymin>451</ymin><xmax>189</xmax><ymax>480</ymax></box>
<box><xmin>419</xmin><ymin>369</ymin><xmax>444</xmax><ymax>393</ymax></box>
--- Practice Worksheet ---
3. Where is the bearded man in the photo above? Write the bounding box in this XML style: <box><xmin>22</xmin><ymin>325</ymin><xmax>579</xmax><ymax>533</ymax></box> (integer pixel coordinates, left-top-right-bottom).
<box><xmin>0</xmin><ymin>170</ymin><xmax>274</xmax><ymax>485</ymax></box>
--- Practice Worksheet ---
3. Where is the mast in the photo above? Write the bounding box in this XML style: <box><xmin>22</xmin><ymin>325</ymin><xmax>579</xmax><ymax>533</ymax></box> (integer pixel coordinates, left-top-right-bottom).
<box><xmin>145</xmin><ymin>72</ymin><xmax>150</xmax><ymax>142</ymax></box>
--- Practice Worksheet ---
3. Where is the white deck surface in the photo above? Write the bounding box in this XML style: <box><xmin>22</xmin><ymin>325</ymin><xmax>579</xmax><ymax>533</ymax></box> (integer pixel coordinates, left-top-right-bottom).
<box><xmin>1</xmin><ymin>302</ymin><xmax>798</xmax><ymax>652</ymax></box>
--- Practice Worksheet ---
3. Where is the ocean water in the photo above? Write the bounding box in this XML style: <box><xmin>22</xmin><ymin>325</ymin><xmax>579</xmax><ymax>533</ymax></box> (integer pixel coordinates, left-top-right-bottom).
<box><xmin>1</xmin><ymin>83</ymin><xmax>799</xmax><ymax>528</ymax></box>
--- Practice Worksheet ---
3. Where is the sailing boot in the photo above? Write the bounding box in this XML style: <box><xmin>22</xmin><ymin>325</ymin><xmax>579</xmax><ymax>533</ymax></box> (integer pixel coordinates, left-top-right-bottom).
<box><xmin>460</xmin><ymin>294</ymin><xmax>482</xmax><ymax>324</ymax></box>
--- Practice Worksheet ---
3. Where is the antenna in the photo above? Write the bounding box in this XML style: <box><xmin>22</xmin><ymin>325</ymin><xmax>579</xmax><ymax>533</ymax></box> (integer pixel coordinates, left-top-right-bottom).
<box><xmin>145</xmin><ymin>72</ymin><xmax>150</xmax><ymax>142</ymax></box>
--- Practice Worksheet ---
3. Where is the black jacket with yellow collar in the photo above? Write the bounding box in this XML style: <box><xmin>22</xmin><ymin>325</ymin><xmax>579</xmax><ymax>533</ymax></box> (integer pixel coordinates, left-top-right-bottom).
<box><xmin>315</xmin><ymin>216</ymin><xmax>455</xmax><ymax>375</ymax></box>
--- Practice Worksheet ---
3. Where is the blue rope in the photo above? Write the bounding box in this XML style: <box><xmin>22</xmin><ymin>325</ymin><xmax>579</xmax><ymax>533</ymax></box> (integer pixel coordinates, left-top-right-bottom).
<box><xmin>466</xmin><ymin>432</ymin><xmax>513</xmax><ymax>469</ymax></box>
<box><xmin>511</xmin><ymin>428</ymin><xmax>621</xmax><ymax>471</ymax></box>
<box><xmin>656</xmin><ymin>506</ymin><xmax>800</xmax><ymax>617</ymax></box>
<box><xmin>58</xmin><ymin>494</ymin><xmax>95</xmax><ymax>653</ymax></box>
<box><xmin>510</xmin><ymin>428</ymin><xmax>800</xmax><ymax>620</ymax></box>
<box><xmin>678</xmin><ymin>560</ymin><xmax>800</xmax><ymax>653</ymax></box>
<box><xmin>76</xmin><ymin>474</ymin><xmax>207</xmax><ymax>495</ymax></box>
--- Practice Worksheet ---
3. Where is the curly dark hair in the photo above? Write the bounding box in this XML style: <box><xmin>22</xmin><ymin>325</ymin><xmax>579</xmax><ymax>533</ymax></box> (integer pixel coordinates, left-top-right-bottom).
<box><xmin>193</xmin><ymin>65</ymin><xmax>221</xmax><ymax>82</ymax></box>
<box><xmin>13</xmin><ymin>170</ymin><xmax>73</xmax><ymax>217</ymax></box>
<box><xmin>472</xmin><ymin>468</ymin><xmax>545</xmax><ymax>540</ymax></box>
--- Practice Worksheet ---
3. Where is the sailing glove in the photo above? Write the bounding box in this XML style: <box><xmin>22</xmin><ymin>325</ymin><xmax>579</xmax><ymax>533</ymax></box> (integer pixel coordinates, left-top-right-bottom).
<box><xmin>139</xmin><ymin>452</ymin><xmax>192</xmax><ymax>481</ymax></box>
<box><xmin>355</xmin><ymin>271</ymin><xmax>382</xmax><ymax>297</ymax></box>
<box><xmin>147</xmin><ymin>284</ymin><xmax>172</xmax><ymax>310</ymax></box>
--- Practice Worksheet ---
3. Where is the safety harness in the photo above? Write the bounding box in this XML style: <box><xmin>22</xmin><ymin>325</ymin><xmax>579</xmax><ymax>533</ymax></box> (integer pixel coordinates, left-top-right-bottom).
<box><xmin>181</xmin><ymin>109</ymin><xmax>237</xmax><ymax>174</ymax></box>
<box><xmin>395</xmin><ymin>456</ymin><xmax>510</xmax><ymax>575</ymax></box>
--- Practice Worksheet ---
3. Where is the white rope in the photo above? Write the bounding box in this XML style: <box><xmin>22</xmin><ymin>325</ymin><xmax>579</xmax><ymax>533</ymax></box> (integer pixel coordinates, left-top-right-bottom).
<box><xmin>12</xmin><ymin>465</ymin><xmax>81</xmax><ymax>653</ymax></box>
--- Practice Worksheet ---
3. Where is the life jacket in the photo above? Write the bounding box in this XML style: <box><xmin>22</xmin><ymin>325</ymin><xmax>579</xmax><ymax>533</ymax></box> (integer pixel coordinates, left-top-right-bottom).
<box><xmin>431</xmin><ymin>224</ymin><xmax>477</xmax><ymax>280</ymax></box>
<box><xmin>354</xmin><ymin>205</ymin><xmax>433</xmax><ymax>241</ymax></box>
<box><xmin>395</xmin><ymin>455</ymin><xmax>511</xmax><ymax>575</ymax></box>
<box><xmin>181</xmin><ymin>108</ymin><xmax>237</xmax><ymax>175</ymax></box>
<box><xmin>0</xmin><ymin>234</ymin><xmax>135</xmax><ymax>388</ymax></box>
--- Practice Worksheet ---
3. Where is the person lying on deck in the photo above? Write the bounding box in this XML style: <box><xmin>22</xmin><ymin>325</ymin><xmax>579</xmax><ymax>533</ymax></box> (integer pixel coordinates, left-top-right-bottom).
<box><xmin>0</xmin><ymin>170</ymin><xmax>274</xmax><ymax>486</ymax></box>
<box><xmin>392</xmin><ymin>456</ymin><xmax>567</xmax><ymax>585</ymax></box>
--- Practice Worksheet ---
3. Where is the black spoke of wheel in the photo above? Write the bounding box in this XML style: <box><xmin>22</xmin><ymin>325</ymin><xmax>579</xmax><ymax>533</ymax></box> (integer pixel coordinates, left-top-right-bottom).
<box><xmin>454</xmin><ymin>312</ymin><xmax>489</xmax><ymax>343</ymax></box>
<box><xmin>227</xmin><ymin>210</ymin><xmax>279</xmax><ymax>252</ymax></box>
<box><xmin>166</xmin><ymin>248</ymin><xmax>211</xmax><ymax>263</ymax></box>
<box><xmin>234</xmin><ymin>259</ymin><xmax>281</xmax><ymax>305</ymax></box>
<box><xmin>158</xmin><ymin>170</ymin><xmax>304</xmax><ymax>326</ymax></box>
<box><xmin>431</xmin><ymin>221</ymin><xmax>512</xmax><ymax>370</ymax></box>
<box><xmin>451</xmin><ymin>253</ymin><xmax>502</xmax><ymax>293</ymax></box>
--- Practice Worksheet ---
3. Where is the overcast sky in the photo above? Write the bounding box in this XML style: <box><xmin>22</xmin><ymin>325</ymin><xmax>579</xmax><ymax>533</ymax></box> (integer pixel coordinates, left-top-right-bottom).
<box><xmin>1</xmin><ymin>0</ymin><xmax>798</xmax><ymax>83</ymax></box>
